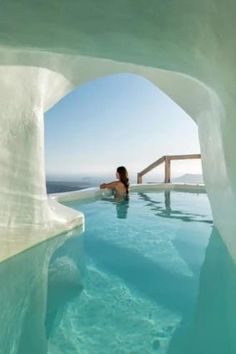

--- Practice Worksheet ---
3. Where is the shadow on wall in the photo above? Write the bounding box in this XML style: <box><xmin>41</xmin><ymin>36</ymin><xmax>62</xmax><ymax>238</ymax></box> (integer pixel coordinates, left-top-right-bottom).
<box><xmin>168</xmin><ymin>227</ymin><xmax>236</xmax><ymax>354</ymax></box>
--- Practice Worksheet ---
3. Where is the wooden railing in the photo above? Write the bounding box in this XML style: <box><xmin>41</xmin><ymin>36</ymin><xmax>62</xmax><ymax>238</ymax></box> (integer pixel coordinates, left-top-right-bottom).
<box><xmin>137</xmin><ymin>154</ymin><xmax>201</xmax><ymax>184</ymax></box>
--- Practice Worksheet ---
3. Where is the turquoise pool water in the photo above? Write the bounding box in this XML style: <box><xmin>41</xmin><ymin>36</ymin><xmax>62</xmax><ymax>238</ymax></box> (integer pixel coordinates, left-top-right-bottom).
<box><xmin>45</xmin><ymin>190</ymin><xmax>236</xmax><ymax>354</ymax></box>
<box><xmin>1</xmin><ymin>190</ymin><xmax>236</xmax><ymax>354</ymax></box>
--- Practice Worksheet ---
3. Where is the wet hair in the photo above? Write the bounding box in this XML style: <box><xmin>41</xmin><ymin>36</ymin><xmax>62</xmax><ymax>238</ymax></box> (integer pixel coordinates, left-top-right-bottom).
<box><xmin>117</xmin><ymin>166</ymin><xmax>129</xmax><ymax>194</ymax></box>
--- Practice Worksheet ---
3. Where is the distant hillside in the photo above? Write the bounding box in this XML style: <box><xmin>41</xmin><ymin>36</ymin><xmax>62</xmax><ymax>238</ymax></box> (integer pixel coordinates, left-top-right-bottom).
<box><xmin>172</xmin><ymin>173</ymin><xmax>204</xmax><ymax>184</ymax></box>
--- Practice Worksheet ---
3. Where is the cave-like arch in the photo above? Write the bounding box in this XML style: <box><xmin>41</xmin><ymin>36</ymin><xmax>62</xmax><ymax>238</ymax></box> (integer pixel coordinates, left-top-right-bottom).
<box><xmin>0</xmin><ymin>53</ymin><xmax>235</xmax><ymax>258</ymax></box>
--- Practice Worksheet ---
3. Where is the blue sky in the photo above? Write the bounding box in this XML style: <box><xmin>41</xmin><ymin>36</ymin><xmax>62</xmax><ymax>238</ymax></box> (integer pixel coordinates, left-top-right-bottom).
<box><xmin>45</xmin><ymin>73</ymin><xmax>202</xmax><ymax>182</ymax></box>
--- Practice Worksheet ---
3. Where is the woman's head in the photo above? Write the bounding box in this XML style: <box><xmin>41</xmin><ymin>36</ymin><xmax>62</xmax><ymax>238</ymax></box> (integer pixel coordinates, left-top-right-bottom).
<box><xmin>116</xmin><ymin>166</ymin><xmax>129</xmax><ymax>193</ymax></box>
<box><xmin>116</xmin><ymin>166</ymin><xmax>128</xmax><ymax>180</ymax></box>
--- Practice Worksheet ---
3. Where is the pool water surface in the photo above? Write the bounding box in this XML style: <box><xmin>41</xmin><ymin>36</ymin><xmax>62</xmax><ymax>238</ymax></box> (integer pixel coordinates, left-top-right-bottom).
<box><xmin>46</xmin><ymin>191</ymin><xmax>236</xmax><ymax>354</ymax></box>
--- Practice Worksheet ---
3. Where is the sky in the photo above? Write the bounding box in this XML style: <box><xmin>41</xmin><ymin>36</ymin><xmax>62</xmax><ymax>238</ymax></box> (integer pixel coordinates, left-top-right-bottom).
<box><xmin>44</xmin><ymin>73</ymin><xmax>202</xmax><ymax>182</ymax></box>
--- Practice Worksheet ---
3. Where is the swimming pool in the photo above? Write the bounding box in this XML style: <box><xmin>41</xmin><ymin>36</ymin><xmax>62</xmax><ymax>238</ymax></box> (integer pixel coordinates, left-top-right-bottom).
<box><xmin>1</xmin><ymin>188</ymin><xmax>235</xmax><ymax>354</ymax></box>
<box><xmin>45</xmin><ymin>189</ymin><xmax>236</xmax><ymax>354</ymax></box>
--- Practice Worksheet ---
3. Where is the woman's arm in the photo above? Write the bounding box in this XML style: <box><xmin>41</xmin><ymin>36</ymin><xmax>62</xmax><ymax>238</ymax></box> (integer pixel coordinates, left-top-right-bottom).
<box><xmin>100</xmin><ymin>181</ymin><xmax>118</xmax><ymax>189</ymax></box>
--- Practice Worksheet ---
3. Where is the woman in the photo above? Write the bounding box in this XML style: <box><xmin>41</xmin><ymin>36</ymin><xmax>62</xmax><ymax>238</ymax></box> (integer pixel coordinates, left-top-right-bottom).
<box><xmin>100</xmin><ymin>166</ymin><xmax>129</xmax><ymax>198</ymax></box>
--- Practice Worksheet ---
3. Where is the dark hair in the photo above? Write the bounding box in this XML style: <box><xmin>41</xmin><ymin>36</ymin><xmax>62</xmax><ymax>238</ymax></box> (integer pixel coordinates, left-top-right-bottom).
<box><xmin>117</xmin><ymin>166</ymin><xmax>129</xmax><ymax>194</ymax></box>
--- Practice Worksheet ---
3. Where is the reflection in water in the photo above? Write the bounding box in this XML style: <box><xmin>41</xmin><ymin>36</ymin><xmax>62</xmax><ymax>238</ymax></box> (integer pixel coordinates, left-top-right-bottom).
<box><xmin>102</xmin><ymin>196</ymin><xmax>129</xmax><ymax>219</ymax></box>
<box><xmin>115</xmin><ymin>198</ymin><xmax>129</xmax><ymax>219</ymax></box>
<box><xmin>45</xmin><ymin>231</ymin><xmax>85</xmax><ymax>338</ymax></box>
<box><xmin>139</xmin><ymin>191</ymin><xmax>212</xmax><ymax>224</ymax></box>
<box><xmin>168</xmin><ymin>227</ymin><xmax>236</xmax><ymax>354</ymax></box>
<box><xmin>164</xmin><ymin>190</ymin><xmax>171</xmax><ymax>216</ymax></box>
<box><xmin>0</xmin><ymin>226</ymin><xmax>83</xmax><ymax>354</ymax></box>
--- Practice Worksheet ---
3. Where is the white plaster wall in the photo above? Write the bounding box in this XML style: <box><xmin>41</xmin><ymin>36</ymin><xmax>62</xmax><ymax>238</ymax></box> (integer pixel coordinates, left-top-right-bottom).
<box><xmin>0</xmin><ymin>47</ymin><xmax>235</xmax><ymax>257</ymax></box>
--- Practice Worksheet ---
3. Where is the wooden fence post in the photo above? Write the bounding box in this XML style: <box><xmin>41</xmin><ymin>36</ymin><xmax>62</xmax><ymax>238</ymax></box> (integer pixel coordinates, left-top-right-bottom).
<box><xmin>164</xmin><ymin>156</ymin><xmax>171</xmax><ymax>183</ymax></box>
<box><xmin>137</xmin><ymin>173</ymin><xmax>142</xmax><ymax>184</ymax></box>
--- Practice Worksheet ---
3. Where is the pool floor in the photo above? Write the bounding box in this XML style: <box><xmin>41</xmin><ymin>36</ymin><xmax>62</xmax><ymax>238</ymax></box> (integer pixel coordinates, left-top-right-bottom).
<box><xmin>45</xmin><ymin>191</ymin><xmax>236</xmax><ymax>354</ymax></box>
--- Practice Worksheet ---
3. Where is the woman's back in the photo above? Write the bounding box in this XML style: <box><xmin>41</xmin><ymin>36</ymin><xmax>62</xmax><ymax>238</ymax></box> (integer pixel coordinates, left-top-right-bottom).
<box><xmin>113</xmin><ymin>181</ymin><xmax>127</xmax><ymax>197</ymax></box>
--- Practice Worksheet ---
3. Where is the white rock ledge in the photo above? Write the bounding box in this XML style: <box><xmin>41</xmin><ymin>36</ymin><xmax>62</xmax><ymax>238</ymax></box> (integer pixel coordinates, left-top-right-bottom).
<box><xmin>50</xmin><ymin>183</ymin><xmax>206</xmax><ymax>203</ymax></box>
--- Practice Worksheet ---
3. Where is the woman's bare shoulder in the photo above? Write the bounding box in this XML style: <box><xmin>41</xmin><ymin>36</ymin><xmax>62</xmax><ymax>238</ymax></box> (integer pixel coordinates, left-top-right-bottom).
<box><xmin>100</xmin><ymin>180</ymin><xmax>119</xmax><ymax>189</ymax></box>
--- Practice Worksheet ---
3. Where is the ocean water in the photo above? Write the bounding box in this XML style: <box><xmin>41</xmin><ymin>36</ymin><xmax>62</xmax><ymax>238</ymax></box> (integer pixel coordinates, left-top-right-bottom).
<box><xmin>44</xmin><ymin>190</ymin><xmax>236</xmax><ymax>354</ymax></box>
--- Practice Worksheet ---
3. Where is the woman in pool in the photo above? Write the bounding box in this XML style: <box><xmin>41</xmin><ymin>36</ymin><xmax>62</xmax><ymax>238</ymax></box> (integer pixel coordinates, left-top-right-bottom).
<box><xmin>100</xmin><ymin>166</ymin><xmax>129</xmax><ymax>198</ymax></box>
